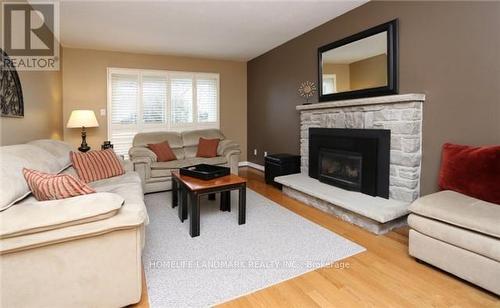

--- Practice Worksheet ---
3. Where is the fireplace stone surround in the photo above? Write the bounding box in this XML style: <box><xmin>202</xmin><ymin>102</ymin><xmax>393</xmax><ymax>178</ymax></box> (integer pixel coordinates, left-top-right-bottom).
<box><xmin>275</xmin><ymin>94</ymin><xmax>426</xmax><ymax>234</ymax></box>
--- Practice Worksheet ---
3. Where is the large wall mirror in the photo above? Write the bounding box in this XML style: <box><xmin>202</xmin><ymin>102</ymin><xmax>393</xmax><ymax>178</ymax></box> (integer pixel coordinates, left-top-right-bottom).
<box><xmin>318</xmin><ymin>19</ymin><xmax>398</xmax><ymax>102</ymax></box>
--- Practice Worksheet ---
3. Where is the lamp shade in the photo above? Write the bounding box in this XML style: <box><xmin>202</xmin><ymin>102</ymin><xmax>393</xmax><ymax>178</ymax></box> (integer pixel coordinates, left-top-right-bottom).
<box><xmin>66</xmin><ymin>110</ymin><xmax>99</xmax><ymax>128</ymax></box>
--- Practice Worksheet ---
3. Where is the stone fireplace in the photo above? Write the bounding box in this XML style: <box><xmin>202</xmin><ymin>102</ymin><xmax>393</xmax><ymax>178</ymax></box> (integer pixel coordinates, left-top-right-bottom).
<box><xmin>275</xmin><ymin>94</ymin><xmax>426</xmax><ymax>234</ymax></box>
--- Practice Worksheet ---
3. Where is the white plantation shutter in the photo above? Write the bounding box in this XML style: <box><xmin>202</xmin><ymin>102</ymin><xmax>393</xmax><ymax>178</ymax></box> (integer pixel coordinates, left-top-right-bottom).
<box><xmin>111</xmin><ymin>131</ymin><xmax>137</xmax><ymax>158</ymax></box>
<box><xmin>196</xmin><ymin>76</ymin><xmax>218</xmax><ymax>123</ymax></box>
<box><xmin>111</xmin><ymin>73</ymin><xmax>138</xmax><ymax>125</ymax></box>
<box><xmin>142</xmin><ymin>75</ymin><xmax>167</xmax><ymax>124</ymax></box>
<box><xmin>109</xmin><ymin>72</ymin><xmax>139</xmax><ymax>157</ymax></box>
<box><xmin>108</xmin><ymin>69</ymin><xmax>219</xmax><ymax>157</ymax></box>
<box><xmin>171</xmin><ymin>76</ymin><xmax>193</xmax><ymax>125</ymax></box>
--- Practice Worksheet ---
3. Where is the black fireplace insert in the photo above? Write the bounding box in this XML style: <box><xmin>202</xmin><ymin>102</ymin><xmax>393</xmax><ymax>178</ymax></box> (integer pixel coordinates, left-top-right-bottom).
<box><xmin>319</xmin><ymin>148</ymin><xmax>363</xmax><ymax>191</ymax></box>
<box><xmin>309</xmin><ymin>128</ymin><xmax>390</xmax><ymax>198</ymax></box>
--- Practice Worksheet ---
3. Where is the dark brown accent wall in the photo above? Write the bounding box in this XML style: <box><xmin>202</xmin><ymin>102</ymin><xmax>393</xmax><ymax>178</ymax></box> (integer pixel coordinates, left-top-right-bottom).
<box><xmin>247</xmin><ymin>1</ymin><xmax>500</xmax><ymax>195</ymax></box>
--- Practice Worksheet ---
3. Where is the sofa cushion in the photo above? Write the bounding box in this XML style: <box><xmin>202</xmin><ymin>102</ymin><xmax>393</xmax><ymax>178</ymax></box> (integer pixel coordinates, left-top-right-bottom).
<box><xmin>70</xmin><ymin>149</ymin><xmax>125</xmax><ymax>183</ymax></box>
<box><xmin>148</xmin><ymin>142</ymin><xmax>177</xmax><ymax>162</ymax></box>
<box><xmin>409</xmin><ymin>190</ymin><xmax>500</xmax><ymax>238</ymax></box>
<box><xmin>151</xmin><ymin>159</ymin><xmax>193</xmax><ymax>170</ymax></box>
<box><xmin>196</xmin><ymin>138</ymin><xmax>220</xmax><ymax>158</ymax></box>
<box><xmin>181</xmin><ymin>129</ymin><xmax>225</xmax><ymax>147</ymax></box>
<box><xmin>0</xmin><ymin>192</ymin><xmax>123</xmax><ymax>239</ymax></box>
<box><xmin>133</xmin><ymin>131</ymin><xmax>183</xmax><ymax>149</ymax></box>
<box><xmin>171</xmin><ymin>148</ymin><xmax>186</xmax><ymax>160</ymax></box>
<box><xmin>88</xmin><ymin>171</ymin><xmax>143</xmax><ymax>192</ymax></box>
<box><xmin>439</xmin><ymin>143</ymin><xmax>500</xmax><ymax>204</ymax></box>
<box><xmin>23</xmin><ymin>168</ymin><xmax>95</xmax><ymax>201</ymax></box>
<box><xmin>149</xmin><ymin>157</ymin><xmax>227</xmax><ymax>178</ymax></box>
<box><xmin>408</xmin><ymin>214</ymin><xmax>500</xmax><ymax>261</ymax></box>
<box><xmin>0</xmin><ymin>172</ymin><xmax>148</xmax><ymax>254</ymax></box>
<box><xmin>0</xmin><ymin>144</ymin><xmax>61</xmax><ymax>211</ymax></box>
<box><xmin>189</xmin><ymin>156</ymin><xmax>228</xmax><ymax>166</ymax></box>
<box><xmin>27</xmin><ymin>139</ymin><xmax>73</xmax><ymax>172</ymax></box>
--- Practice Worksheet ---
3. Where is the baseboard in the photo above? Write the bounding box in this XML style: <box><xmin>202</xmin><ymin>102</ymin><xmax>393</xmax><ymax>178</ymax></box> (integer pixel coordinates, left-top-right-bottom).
<box><xmin>238</xmin><ymin>161</ymin><xmax>265</xmax><ymax>171</ymax></box>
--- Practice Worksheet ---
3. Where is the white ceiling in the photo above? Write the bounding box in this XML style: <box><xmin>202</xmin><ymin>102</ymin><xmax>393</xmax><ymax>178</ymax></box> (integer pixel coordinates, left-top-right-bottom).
<box><xmin>322</xmin><ymin>31</ymin><xmax>386</xmax><ymax>64</ymax></box>
<box><xmin>59</xmin><ymin>0</ymin><xmax>367</xmax><ymax>61</ymax></box>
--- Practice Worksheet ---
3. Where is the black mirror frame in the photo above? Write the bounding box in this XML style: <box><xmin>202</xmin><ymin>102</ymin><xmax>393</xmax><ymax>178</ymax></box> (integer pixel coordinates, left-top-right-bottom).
<box><xmin>318</xmin><ymin>19</ymin><xmax>399</xmax><ymax>102</ymax></box>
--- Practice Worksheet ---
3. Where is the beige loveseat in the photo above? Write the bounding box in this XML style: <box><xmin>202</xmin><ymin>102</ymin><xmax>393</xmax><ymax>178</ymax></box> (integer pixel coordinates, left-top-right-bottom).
<box><xmin>0</xmin><ymin>140</ymin><xmax>148</xmax><ymax>307</ymax></box>
<box><xmin>408</xmin><ymin>190</ymin><xmax>500</xmax><ymax>295</ymax></box>
<box><xmin>129</xmin><ymin>129</ymin><xmax>241</xmax><ymax>193</ymax></box>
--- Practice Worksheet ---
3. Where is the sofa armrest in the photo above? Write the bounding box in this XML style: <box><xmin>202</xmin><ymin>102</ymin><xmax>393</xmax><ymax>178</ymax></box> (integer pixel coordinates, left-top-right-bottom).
<box><xmin>129</xmin><ymin>147</ymin><xmax>157</xmax><ymax>163</ymax></box>
<box><xmin>217</xmin><ymin>139</ymin><xmax>240</xmax><ymax>156</ymax></box>
<box><xmin>218</xmin><ymin>139</ymin><xmax>241</xmax><ymax>175</ymax></box>
<box><xmin>120</xmin><ymin>158</ymin><xmax>134</xmax><ymax>172</ymax></box>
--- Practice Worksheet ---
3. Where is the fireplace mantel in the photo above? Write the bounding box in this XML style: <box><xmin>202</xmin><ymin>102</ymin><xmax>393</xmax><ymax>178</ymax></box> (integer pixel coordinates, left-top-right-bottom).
<box><xmin>297</xmin><ymin>94</ymin><xmax>426</xmax><ymax>111</ymax></box>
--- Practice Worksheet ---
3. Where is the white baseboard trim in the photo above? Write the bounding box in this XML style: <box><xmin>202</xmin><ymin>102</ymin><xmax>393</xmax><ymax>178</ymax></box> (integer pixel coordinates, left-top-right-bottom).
<box><xmin>238</xmin><ymin>161</ymin><xmax>265</xmax><ymax>171</ymax></box>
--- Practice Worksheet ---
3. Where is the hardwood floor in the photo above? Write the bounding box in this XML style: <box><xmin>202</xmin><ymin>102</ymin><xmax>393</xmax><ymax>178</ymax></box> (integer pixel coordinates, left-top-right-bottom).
<box><xmin>133</xmin><ymin>167</ymin><xmax>499</xmax><ymax>308</ymax></box>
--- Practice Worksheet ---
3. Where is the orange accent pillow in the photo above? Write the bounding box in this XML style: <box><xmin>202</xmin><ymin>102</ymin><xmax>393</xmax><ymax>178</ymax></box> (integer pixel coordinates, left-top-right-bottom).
<box><xmin>147</xmin><ymin>142</ymin><xmax>177</xmax><ymax>162</ymax></box>
<box><xmin>23</xmin><ymin>168</ymin><xmax>95</xmax><ymax>201</ymax></box>
<box><xmin>70</xmin><ymin>149</ymin><xmax>125</xmax><ymax>183</ymax></box>
<box><xmin>196</xmin><ymin>138</ymin><xmax>220</xmax><ymax>158</ymax></box>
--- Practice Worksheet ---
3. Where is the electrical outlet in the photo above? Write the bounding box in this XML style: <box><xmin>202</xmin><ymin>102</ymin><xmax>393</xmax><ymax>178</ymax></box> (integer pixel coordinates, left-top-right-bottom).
<box><xmin>264</xmin><ymin>151</ymin><xmax>268</xmax><ymax>157</ymax></box>
<box><xmin>100</xmin><ymin>109</ymin><xmax>106</xmax><ymax>116</ymax></box>
<box><xmin>253</xmin><ymin>149</ymin><xmax>257</xmax><ymax>156</ymax></box>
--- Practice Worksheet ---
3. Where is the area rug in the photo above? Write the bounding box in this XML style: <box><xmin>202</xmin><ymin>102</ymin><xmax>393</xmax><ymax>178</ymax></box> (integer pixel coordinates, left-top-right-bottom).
<box><xmin>143</xmin><ymin>189</ymin><xmax>365</xmax><ymax>307</ymax></box>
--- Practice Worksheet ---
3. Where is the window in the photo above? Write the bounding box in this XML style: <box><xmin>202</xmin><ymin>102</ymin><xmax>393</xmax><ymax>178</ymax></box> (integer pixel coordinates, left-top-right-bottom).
<box><xmin>107</xmin><ymin>68</ymin><xmax>220</xmax><ymax>156</ymax></box>
<box><xmin>322</xmin><ymin>74</ymin><xmax>337</xmax><ymax>94</ymax></box>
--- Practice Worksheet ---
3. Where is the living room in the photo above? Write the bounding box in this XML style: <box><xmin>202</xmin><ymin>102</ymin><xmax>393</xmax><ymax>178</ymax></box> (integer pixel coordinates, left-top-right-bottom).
<box><xmin>1</xmin><ymin>1</ymin><xmax>499</xmax><ymax>307</ymax></box>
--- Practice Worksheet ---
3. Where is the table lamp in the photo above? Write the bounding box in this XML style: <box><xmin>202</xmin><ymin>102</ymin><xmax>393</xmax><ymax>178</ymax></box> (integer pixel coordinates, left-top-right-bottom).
<box><xmin>67</xmin><ymin>110</ymin><xmax>99</xmax><ymax>152</ymax></box>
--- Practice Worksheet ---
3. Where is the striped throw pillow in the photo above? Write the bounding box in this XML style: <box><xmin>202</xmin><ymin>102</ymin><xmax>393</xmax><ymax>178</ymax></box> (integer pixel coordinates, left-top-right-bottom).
<box><xmin>70</xmin><ymin>149</ymin><xmax>125</xmax><ymax>183</ymax></box>
<box><xmin>23</xmin><ymin>168</ymin><xmax>95</xmax><ymax>201</ymax></box>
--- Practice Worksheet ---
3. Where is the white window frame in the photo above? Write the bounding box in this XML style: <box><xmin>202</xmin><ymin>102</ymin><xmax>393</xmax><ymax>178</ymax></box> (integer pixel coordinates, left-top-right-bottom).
<box><xmin>106</xmin><ymin>68</ymin><xmax>220</xmax><ymax>141</ymax></box>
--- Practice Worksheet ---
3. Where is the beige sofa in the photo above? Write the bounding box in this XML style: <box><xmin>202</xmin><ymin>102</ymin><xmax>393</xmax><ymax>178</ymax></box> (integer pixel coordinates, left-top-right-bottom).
<box><xmin>408</xmin><ymin>190</ymin><xmax>500</xmax><ymax>295</ymax></box>
<box><xmin>0</xmin><ymin>140</ymin><xmax>148</xmax><ymax>307</ymax></box>
<box><xmin>129</xmin><ymin>129</ymin><xmax>241</xmax><ymax>193</ymax></box>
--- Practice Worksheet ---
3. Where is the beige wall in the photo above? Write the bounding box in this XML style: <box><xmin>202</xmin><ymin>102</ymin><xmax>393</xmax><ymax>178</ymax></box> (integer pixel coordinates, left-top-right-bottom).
<box><xmin>62</xmin><ymin>48</ymin><xmax>247</xmax><ymax>160</ymax></box>
<box><xmin>0</xmin><ymin>70</ymin><xmax>63</xmax><ymax>145</ymax></box>
<box><xmin>349</xmin><ymin>54</ymin><xmax>387</xmax><ymax>90</ymax></box>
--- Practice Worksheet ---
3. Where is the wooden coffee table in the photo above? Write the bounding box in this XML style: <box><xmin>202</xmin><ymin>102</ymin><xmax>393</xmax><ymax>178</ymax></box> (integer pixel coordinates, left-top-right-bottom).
<box><xmin>171</xmin><ymin>171</ymin><xmax>247</xmax><ymax>237</ymax></box>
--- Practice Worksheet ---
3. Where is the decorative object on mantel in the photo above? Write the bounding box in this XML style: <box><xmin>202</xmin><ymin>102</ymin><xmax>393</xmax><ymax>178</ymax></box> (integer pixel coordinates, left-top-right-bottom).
<box><xmin>0</xmin><ymin>49</ymin><xmax>24</xmax><ymax>118</ymax></box>
<box><xmin>66</xmin><ymin>110</ymin><xmax>99</xmax><ymax>152</ymax></box>
<box><xmin>298</xmin><ymin>81</ymin><xmax>316</xmax><ymax>104</ymax></box>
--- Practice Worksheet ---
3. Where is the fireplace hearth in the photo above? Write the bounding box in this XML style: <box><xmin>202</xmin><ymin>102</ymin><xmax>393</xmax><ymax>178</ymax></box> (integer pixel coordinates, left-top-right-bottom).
<box><xmin>309</xmin><ymin>128</ymin><xmax>390</xmax><ymax>198</ymax></box>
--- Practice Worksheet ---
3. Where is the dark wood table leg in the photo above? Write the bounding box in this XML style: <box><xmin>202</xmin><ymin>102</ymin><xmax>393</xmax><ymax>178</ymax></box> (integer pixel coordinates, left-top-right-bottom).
<box><xmin>208</xmin><ymin>193</ymin><xmax>216</xmax><ymax>201</ymax></box>
<box><xmin>220</xmin><ymin>190</ymin><xmax>231</xmax><ymax>212</ymax></box>
<box><xmin>172</xmin><ymin>178</ymin><xmax>178</xmax><ymax>208</ymax></box>
<box><xmin>178</xmin><ymin>186</ymin><xmax>188</xmax><ymax>222</ymax></box>
<box><xmin>238</xmin><ymin>185</ymin><xmax>246</xmax><ymax>225</ymax></box>
<box><xmin>189</xmin><ymin>192</ymin><xmax>200</xmax><ymax>237</ymax></box>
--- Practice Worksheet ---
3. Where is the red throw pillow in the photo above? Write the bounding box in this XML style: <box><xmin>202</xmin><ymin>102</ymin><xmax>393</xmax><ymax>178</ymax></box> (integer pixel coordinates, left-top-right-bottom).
<box><xmin>196</xmin><ymin>138</ymin><xmax>220</xmax><ymax>158</ymax></box>
<box><xmin>439</xmin><ymin>143</ymin><xmax>500</xmax><ymax>204</ymax></box>
<box><xmin>23</xmin><ymin>168</ymin><xmax>95</xmax><ymax>201</ymax></box>
<box><xmin>70</xmin><ymin>149</ymin><xmax>125</xmax><ymax>183</ymax></box>
<box><xmin>148</xmin><ymin>142</ymin><xmax>177</xmax><ymax>162</ymax></box>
